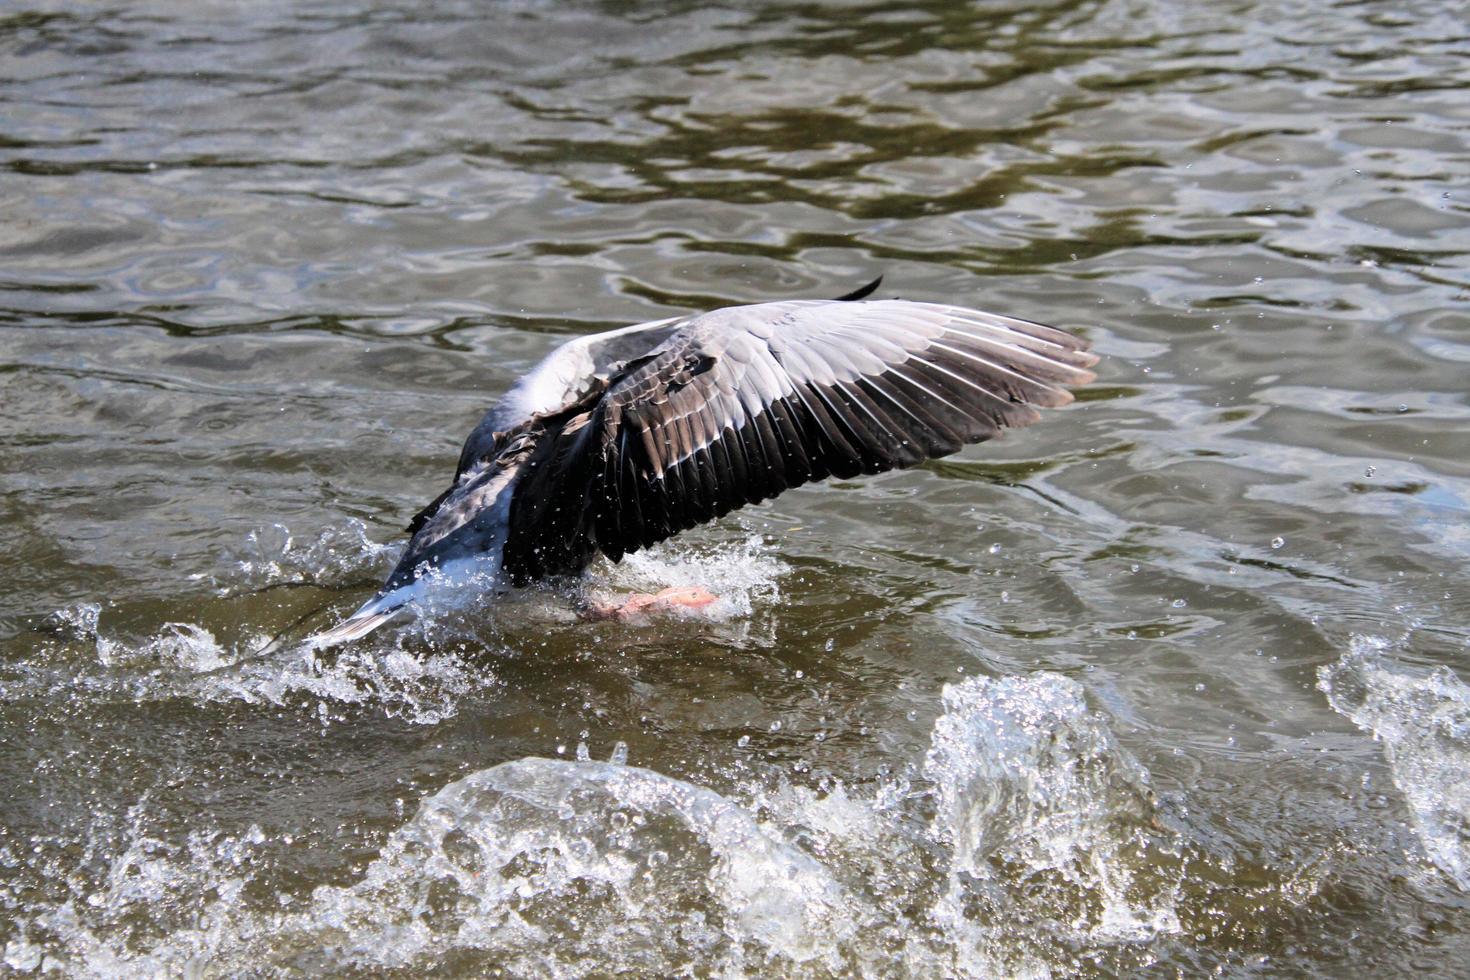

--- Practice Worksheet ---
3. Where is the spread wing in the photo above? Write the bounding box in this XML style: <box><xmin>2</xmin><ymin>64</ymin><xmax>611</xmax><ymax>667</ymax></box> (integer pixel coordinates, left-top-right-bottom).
<box><xmin>500</xmin><ymin>299</ymin><xmax>1098</xmax><ymax>583</ymax></box>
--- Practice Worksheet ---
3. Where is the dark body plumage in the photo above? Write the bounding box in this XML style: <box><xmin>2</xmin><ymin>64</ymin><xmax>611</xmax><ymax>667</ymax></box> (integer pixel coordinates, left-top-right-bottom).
<box><xmin>309</xmin><ymin>282</ymin><xmax>1098</xmax><ymax>646</ymax></box>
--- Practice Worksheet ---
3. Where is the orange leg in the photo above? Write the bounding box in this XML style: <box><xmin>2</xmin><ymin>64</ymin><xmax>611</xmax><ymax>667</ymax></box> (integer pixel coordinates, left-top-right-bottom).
<box><xmin>582</xmin><ymin>586</ymin><xmax>718</xmax><ymax>620</ymax></box>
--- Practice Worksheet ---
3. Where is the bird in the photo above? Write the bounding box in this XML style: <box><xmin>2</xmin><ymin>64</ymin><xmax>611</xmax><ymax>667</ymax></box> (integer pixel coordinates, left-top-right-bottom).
<box><xmin>305</xmin><ymin>277</ymin><xmax>1097</xmax><ymax>647</ymax></box>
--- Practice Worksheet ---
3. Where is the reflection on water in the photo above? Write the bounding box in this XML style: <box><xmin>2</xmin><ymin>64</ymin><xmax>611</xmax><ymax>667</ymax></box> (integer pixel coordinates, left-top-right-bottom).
<box><xmin>3</xmin><ymin>0</ymin><xmax>1469</xmax><ymax>974</ymax></box>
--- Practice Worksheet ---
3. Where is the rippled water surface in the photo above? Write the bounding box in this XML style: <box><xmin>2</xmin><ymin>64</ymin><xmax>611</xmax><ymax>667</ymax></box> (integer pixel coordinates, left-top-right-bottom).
<box><xmin>3</xmin><ymin>1</ymin><xmax>1470</xmax><ymax>975</ymax></box>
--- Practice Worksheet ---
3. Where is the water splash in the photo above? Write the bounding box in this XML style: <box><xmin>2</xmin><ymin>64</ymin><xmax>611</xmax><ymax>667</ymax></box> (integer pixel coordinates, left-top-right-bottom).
<box><xmin>3</xmin><ymin>670</ymin><xmax>1194</xmax><ymax>977</ymax></box>
<box><xmin>18</xmin><ymin>616</ymin><xmax>486</xmax><ymax>726</ymax></box>
<box><xmin>9</xmin><ymin>759</ymin><xmax>860</xmax><ymax>977</ymax></box>
<box><xmin>44</xmin><ymin>602</ymin><xmax>103</xmax><ymax>640</ymax></box>
<box><xmin>743</xmin><ymin>673</ymin><xmax>1181</xmax><ymax>977</ymax></box>
<box><xmin>922</xmin><ymin>674</ymin><xmax>1178</xmax><ymax>973</ymax></box>
<box><xmin>1</xmin><ymin>793</ymin><xmax>277</xmax><ymax>979</ymax></box>
<box><xmin>1319</xmin><ymin>636</ymin><xmax>1470</xmax><ymax>888</ymax></box>
<box><xmin>300</xmin><ymin>758</ymin><xmax>858</xmax><ymax>974</ymax></box>
<box><xmin>189</xmin><ymin>635</ymin><xmax>485</xmax><ymax>726</ymax></box>
<box><xmin>586</xmin><ymin>532</ymin><xmax>784</xmax><ymax>622</ymax></box>
<box><xmin>95</xmin><ymin>622</ymin><xmax>234</xmax><ymax>674</ymax></box>
<box><xmin>926</xmin><ymin>674</ymin><xmax>1158</xmax><ymax>878</ymax></box>
<box><xmin>12</xmin><ymin>528</ymin><xmax>786</xmax><ymax>730</ymax></box>
<box><xmin>277</xmin><ymin>530</ymin><xmax>786</xmax><ymax>650</ymax></box>
<box><xmin>230</xmin><ymin>519</ymin><xmax>397</xmax><ymax>589</ymax></box>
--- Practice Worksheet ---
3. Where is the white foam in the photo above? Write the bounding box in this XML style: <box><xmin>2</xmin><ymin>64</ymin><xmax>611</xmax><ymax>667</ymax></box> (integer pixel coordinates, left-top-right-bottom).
<box><xmin>1319</xmin><ymin>636</ymin><xmax>1470</xmax><ymax>888</ymax></box>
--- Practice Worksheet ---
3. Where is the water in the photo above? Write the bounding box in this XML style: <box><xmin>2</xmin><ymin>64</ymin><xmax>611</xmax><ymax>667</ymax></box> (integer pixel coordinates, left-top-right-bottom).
<box><xmin>2</xmin><ymin>0</ymin><xmax>1468</xmax><ymax>974</ymax></box>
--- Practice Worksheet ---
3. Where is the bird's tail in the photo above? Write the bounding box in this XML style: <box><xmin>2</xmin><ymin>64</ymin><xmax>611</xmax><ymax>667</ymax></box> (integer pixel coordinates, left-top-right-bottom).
<box><xmin>303</xmin><ymin>591</ymin><xmax>406</xmax><ymax>649</ymax></box>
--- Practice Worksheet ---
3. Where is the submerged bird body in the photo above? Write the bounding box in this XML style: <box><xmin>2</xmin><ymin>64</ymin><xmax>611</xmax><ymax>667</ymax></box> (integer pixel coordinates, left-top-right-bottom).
<box><xmin>310</xmin><ymin>284</ymin><xmax>1097</xmax><ymax>646</ymax></box>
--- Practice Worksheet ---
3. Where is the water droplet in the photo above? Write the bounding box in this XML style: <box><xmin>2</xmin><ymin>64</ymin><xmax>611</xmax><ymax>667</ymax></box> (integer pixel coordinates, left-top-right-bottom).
<box><xmin>736</xmin><ymin>734</ymin><xmax>750</xmax><ymax>747</ymax></box>
<box><xmin>575</xmin><ymin>741</ymin><xmax>590</xmax><ymax>762</ymax></box>
<box><xmin>1270</xmin><ymin>536</ymin><xmax>1285</xmax><ymax>550</ymax></box>
<box><xmin>1365</xmin><ymin>465</ymin><xmax>1376</xmax><ymax>478</ymax></box>
<box><xmin>608</xmin><ymin>741</ymin><xmax>629</xmax><ymax>765</ymax></box>
<box><xmin>769</xmin><ymin>720</ymin><xmax>782</xmax><ymax>732</ymax></box>
<box><xmin>988</xmin><ymin>543</ymin><xmax>1002</xmax><ymax>554</ymax></box>
<box><xmin>1171</xmin><ymin>598</ymin><xmax>1187</xmax><ymax>608</ymax></box>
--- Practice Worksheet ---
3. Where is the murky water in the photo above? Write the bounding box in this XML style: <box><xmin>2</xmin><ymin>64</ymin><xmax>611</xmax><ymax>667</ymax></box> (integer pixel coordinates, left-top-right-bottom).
<box><xmin>3</xmin><ymin>0</ymin><xmax>1469</xmax><ymax>975</ymax></box>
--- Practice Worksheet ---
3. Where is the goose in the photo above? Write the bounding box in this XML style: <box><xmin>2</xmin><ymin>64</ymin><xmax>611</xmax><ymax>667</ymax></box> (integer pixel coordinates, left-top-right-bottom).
<box><xmin>306</xmin><ymin>278</ymin><xmax>1097</xmax><ymax>647</ymax></box>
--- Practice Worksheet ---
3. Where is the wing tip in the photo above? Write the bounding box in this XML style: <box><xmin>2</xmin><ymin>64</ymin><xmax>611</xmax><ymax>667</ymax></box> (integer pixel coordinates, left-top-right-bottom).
<box><xmin>1037</xmin><ymin>365</ymin><xmax>1097</xmax><ymax>408</ymax></box>
<box><xmin>302</xmin><ymin>594</ymin><xmax>407</xmax><ymax>650</ymax></box>
<box><xmin>1067</xmin><ymin>365</ymin><xmax>1099</xmax><ymax>389</ymax></box>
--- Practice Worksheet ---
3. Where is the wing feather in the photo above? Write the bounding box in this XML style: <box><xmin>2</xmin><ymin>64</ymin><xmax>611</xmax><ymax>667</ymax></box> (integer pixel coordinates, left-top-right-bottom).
<box><xmin>500</xmin><ymin>299</ymin><xmax>1096</xmax><ymax>581</ymax></box>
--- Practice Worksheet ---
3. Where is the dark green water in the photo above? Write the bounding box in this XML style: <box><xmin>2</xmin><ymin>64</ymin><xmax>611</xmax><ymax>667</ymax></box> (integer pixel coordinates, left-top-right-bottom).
<box><xmin>3</xmin><ymin>1</ymin><xmax>1469</xmax><ymax>975</ymax></box>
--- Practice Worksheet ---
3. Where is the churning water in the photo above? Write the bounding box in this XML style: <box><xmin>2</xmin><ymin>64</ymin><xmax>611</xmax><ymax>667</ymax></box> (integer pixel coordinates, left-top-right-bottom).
<box><xmin>3</xmin><ymin>0</ymin><xmax>1469</xmax><ymax>975</ymax></box>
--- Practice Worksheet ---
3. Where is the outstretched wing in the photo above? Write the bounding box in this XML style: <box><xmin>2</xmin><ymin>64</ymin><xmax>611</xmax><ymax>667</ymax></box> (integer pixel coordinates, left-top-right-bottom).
<box><xmin>500</xmin><ymin>299</ymin><xmax>1098</xmax><ymax>582</ymax></box>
